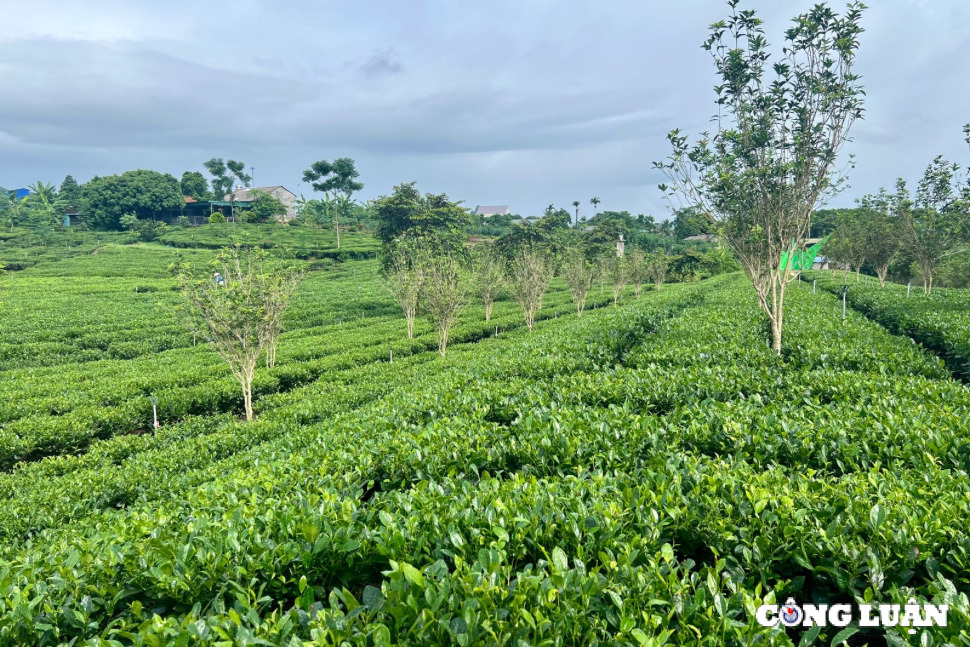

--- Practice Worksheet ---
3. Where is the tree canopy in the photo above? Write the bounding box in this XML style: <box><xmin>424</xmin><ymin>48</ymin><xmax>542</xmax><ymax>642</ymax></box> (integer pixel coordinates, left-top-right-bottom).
<box><xmin>656</xmin><ymin>0</ymin><xmax>866</xmax><ymax>353</ymax></box>
<box><xmin>58</xmin><ymin>175</ymin><xmax>81</xmax><ymax>207</ymax></box>
<box><xmin>180</xmin><ymin>171</ymin><xmax>210</xmax><ymax>201</ymax></box>
<box><xmin>374</xmin><ymin>181</ymin><xmax>470</xmax><ymax>259</ymax></box>
<box><xmin>81</xmin><ymin>170</ymin><xmax>183</xmax><ymax>230</ymax></box>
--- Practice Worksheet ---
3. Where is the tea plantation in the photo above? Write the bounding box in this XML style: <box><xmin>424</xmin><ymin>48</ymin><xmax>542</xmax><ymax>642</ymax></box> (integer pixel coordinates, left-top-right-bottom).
<box><xmin>1</xmin><ymin>249</ymin><xmax>969</xmax><ymax>646</ymax></box>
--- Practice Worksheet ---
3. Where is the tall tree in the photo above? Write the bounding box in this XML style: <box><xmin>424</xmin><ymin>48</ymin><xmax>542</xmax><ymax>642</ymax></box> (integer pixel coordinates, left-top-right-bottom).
<box><xmin>1</xmin><ymin>193</ymin><xmax>29</xmax><ymax>231</ymax></box>
<box><xmin>824</xmin><ymin>210</ymin><xmax>868</xmax><ymax>280</ymax></box>
<box><xmin>604</xmin><ymin>254</ymin><xmax>630</xmax><ymax>306</ymax></box>
<box><xmin>373</xmin><ymin>182</ymin><xmax>469</xmax><ymax>260</ymax></box>
<box><xmin>656</xmin><ymin>1</ymin><xmax>865</xmax><ymax>353</ymax></box>
<box><xmin>590</xmin><ymin>196</ymin><xmax>601</xmax><ymax>217</ymax></box>
<box><xmin>421</xmin><ymin>254</ymin><xmax>466</xmax><ymax>356</ymax></box>
<box><xmin>58</xmin><ymin>175</ymin><xmax>81</xmax><ymax>207</ymax></box>
<box><xmin>27</xmin><ymin>182</ymin><xmax>66</xmax><ymax>230</ymax></box>
<box><xmin>302</xmin><ymin>158</ymin><xmax>364</xmax><ymax>249</ymax></box>
<box><xmin>383</xmin><ymin>241</ymin><xmax>425</xmax><ymax>339</ymax></box>
<box><xmin>561</xmin><ymin>246</ymin><xmax>595</xmax><ymax>316</ymax></box>
<box><xmin>628</xmin><ymin>249</ymin><xmax>647</xmax><ymax>297</ymax></box>
<box><xmin>899</xmin><ymin>155</ymin><xmax>970</xmax><ymax>294</ymax></box>
<box><xmin>204</xmin><ymin>158</ymin><xmax>250</xmax><ymax>221</ymax></box>
<box><xmin>572</xmin><ymin>200</ymin><xmax>581</xmax><ymax>226</ymax></box>
<box><xmin>471</xmin><ymin>244</ymin><xmax>505</xmax><ymax>321</ymax></box>
<box><xmin>646</xmin><ymin>252</ymin><xmax>670</xmax><ymax>290</ymax></box>
<box><xmin>509</xmin><ymin>250</ymin><xmax>553</xmax><ymax>331</ymax></box>
<box><xmin>672</xmin><ymin>207</ymin><xmax>714</xmax><ymax>239</ymax></box>
<box><xmin>180</xmin><ymin>171</ymin><xmax>210</xmax><ymax>201</ymax></box>
<box><xmin>856</xmin><ymin>189</ymin><xmax>902</xmax><ymax>286</ymax></box>
<box><xmin>174</xmin><ymin>247</ymin><xmax>302</xmax><ymax>421</ymax></box>
<box><xmin>82</xmin><ymin>171</ymin><xmax>183</xmax><ymax>230</ymax></box>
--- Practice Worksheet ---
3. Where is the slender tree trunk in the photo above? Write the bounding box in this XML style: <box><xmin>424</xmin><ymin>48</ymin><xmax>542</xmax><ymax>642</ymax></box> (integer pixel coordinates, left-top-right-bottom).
<box><xmin>484</xmin><ymin>300</ymin><xmax>493</xmax><ymax>322</ymax></box>
<box><xmin>242</xmin><ymin>376</ymin><xmax>253</xmax><ymax>421</ymax></box>
<box><xmin>333</xmin><ymin>194</ymin><xmax>341</xmax><ymax>249</ymax></box>
<box><xmin>406</xmin><ymin>307</ymin><xmax>415</xmax><ymax>339</ymax></box>
<box><xmin>877</xmin><ymin>266</ymin><xmax>888</xmax><ymax>287</ymax></box>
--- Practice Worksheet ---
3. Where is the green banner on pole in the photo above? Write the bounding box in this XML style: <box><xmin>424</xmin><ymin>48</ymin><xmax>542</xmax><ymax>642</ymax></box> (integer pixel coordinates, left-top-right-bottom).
<box><xmin>780</xmin><ymin>236</ymin><xmax>829</xmax><ymax>272</ymax></box>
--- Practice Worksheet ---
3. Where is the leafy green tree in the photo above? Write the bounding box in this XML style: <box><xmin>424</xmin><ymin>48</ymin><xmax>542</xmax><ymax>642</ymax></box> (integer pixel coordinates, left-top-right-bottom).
<box><xmin>810</xmin><ymin>208</ymin><xmax>850</xmax><ymax>237</ymax></box>
<box><xmin>303</xmin><ymin>158</ymin><xmax>364</xmax><ymax>249</ymax></box>
<box><xmin>238</xmin><ymin>190</ymin><xmax>287</xmax><ymax>223</ymax></box>
<box><xmin>672</xmin><ymin>207</ymin><xmax>713</xmax><ymax>239</ymax></box>
<box><xmin>670</xmin><ymin>248</ymin><xmax>709</xmax><ymax>282</ymax></box>
<box><xmin>203</xmin><ymin>158</ymin><xmax>249</xmax><ymax>198</ymax></box>
<box><xmin>180</xmin><ymin>171</ymin><xmax>210</xmax><ymax>201</ymax></box>
<box><xmin>583</xmin><ymin>218</ymin><xmax>627</xmax><ymax>260</ymax></box>
<box><xmin>602</xmin><ymin>254</ymin><xmax>630</xmax><ymax>306</ymax></box>
<box><xmin>471</xmin><ymin>244</ymin><xmax>505</xmax><ymax>321</ymax></box>
<box><xmin>204</xmin><ymin>158</ymin><xmax>250</xmax><ymax>221</ymax></box>
<box><xmin>1</xmin><ymin>193</ymin><xmax>29</xmax><ymax>231</ymax></box>
<box><xmin>646</xmin><ymin>251</ymin><xmax>670</xmax><ymax>289</ymax></box>
<box><xmin>295</xmin><ymin>195</ymin><xmax>328</xmax><ymax>228</ymax></box>
<box><xmin>856</xmin><ymin>189</ymin><xmax>902</xmax><ymax>286</ymax></box>
<box><xmin>82</xmin><ymin>170</ymin><xmax>183</xmax><ymax>230</ymax></box>
<box><xmin>656</xmin><ymin>1</ymin><xmax>865</xmax><ymax>353</ymax></box>
<box><xmin>27</xmin><ymin>182</ymin><xmax>67</xmax><ymax>230</ymax></box>
<box><xmin>122</xmin><ymin>212</ymin><xmax>168</xmax><ymax>241</ymax></box>
<box><xmin>383</xmin><ymin>240</ymin><xmax>425</xmax><ymax>339</ymax></box>
<box><xmin>824</xmin><ymin>211</ymin><xmax>868</xmax><ymax>280</ymax></box>
<box><xmin>374</xmin><ymin>182</ymin><xmax>470</xmax><ymax>261</ymax></box>
<box><xmin>509</xmin><ymin>250</ymin><xmax>553</xmax><ymax>331</ymax></box>
<box><xmin>561</xmin><ymin>246</ymin><xmax>595</xmax><ymax>317</ymax></box>
<box><xmin>421</xmin><ymin>253</ymin><xmax>466</xmax><ymax>356</ymax></box>
<box><xmin>58</xmin><ymin>175</ymin><xmax>81</xmax><ymax>207</ymax></box>
<box><xmin>899</xmin><ymin>156</ymin><xmax>970</xmax><ymax>294</ymax></box>
<box><xmin>628</xmin><ymin>249</ymin><xmax>647</xmax><ymax>297</ymax></box>
<box><xmin>174</xmin><ymin>246</ymin><xmax>303</xmax><ymax>421</ymax></box>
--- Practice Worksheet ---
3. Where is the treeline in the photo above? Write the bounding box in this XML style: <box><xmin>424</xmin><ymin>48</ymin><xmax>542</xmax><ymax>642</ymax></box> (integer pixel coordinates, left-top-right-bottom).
<box><xmin>820</xmin><ymin>127</ymin><xmax>970</xmax><ymax>292</ymax></box>
<box><xmin>370</xmin><ymin>181</ymin><xmax>739</xmax><ymax>356</ymax></box>
<box><xmin>0</xmin><ymin>159</ymin><xmax>290</xmax><ymax>240</ymax></box>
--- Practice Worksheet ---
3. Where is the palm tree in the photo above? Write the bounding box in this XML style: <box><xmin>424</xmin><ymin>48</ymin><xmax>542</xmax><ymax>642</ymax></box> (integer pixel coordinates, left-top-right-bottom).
<box><xmin>590</xmin><ymin>197</ymin><xmax>601</xmax><ymax>218</ymax></box>
<box><xmin>572</xmin><ymin>200</ymin><xmax>580</xmax><ymax>226</ymax></box>
<box><xmin>28</xmin><ymin>181</ymin><xmax>66</xmax><ymax>230</ymax></box>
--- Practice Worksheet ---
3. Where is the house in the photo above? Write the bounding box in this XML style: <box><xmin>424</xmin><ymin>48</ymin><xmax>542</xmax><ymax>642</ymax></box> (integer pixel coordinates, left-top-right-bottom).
<box><xmin>812</xmin><ymin>256</ymin><xmax>831</xmax><ymax>270</ymax></box>
<box><xmin>683</xmin><ymin>234</ymin><xmax>717</xmax><ymax>242</ymax></box>
<box><xmin>63</xmin><ymin>207</ymin><xmax>84</xmax><ymax>227</ymax></box>
<box><xmin>474</xmin><ymin>205</ymin><xmax>511</xmax><ymax>217</ymax></box>
<box><xmin>224</xmin><ymin>186</ymin><xmax>298</xmax><ymax>221</ymax></box>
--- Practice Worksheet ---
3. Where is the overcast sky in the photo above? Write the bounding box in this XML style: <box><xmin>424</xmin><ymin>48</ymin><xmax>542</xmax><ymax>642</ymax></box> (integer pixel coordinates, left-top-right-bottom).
<box><xmin>1</xmin><ymin>0</ymin><xmax>968</xmax><ymax>218</ymax></box>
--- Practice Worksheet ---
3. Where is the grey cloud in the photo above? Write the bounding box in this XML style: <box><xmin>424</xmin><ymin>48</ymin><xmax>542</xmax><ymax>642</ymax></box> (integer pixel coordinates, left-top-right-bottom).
<box><xmin>356</xmin><ymin>48</ymin><xmax>404</xmax><ymax>78</ymax></box>
<box><xmin>0</xmin><ymin>0</ymin><xmax>969</xmax><ymax>218</ymax></box>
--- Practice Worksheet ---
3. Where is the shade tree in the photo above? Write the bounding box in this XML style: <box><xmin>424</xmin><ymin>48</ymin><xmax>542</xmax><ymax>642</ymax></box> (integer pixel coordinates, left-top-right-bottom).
<box><xmin>656</xmin><ymin>0</ymin><xmax>866</xmax><ymax>353</ymax></box>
